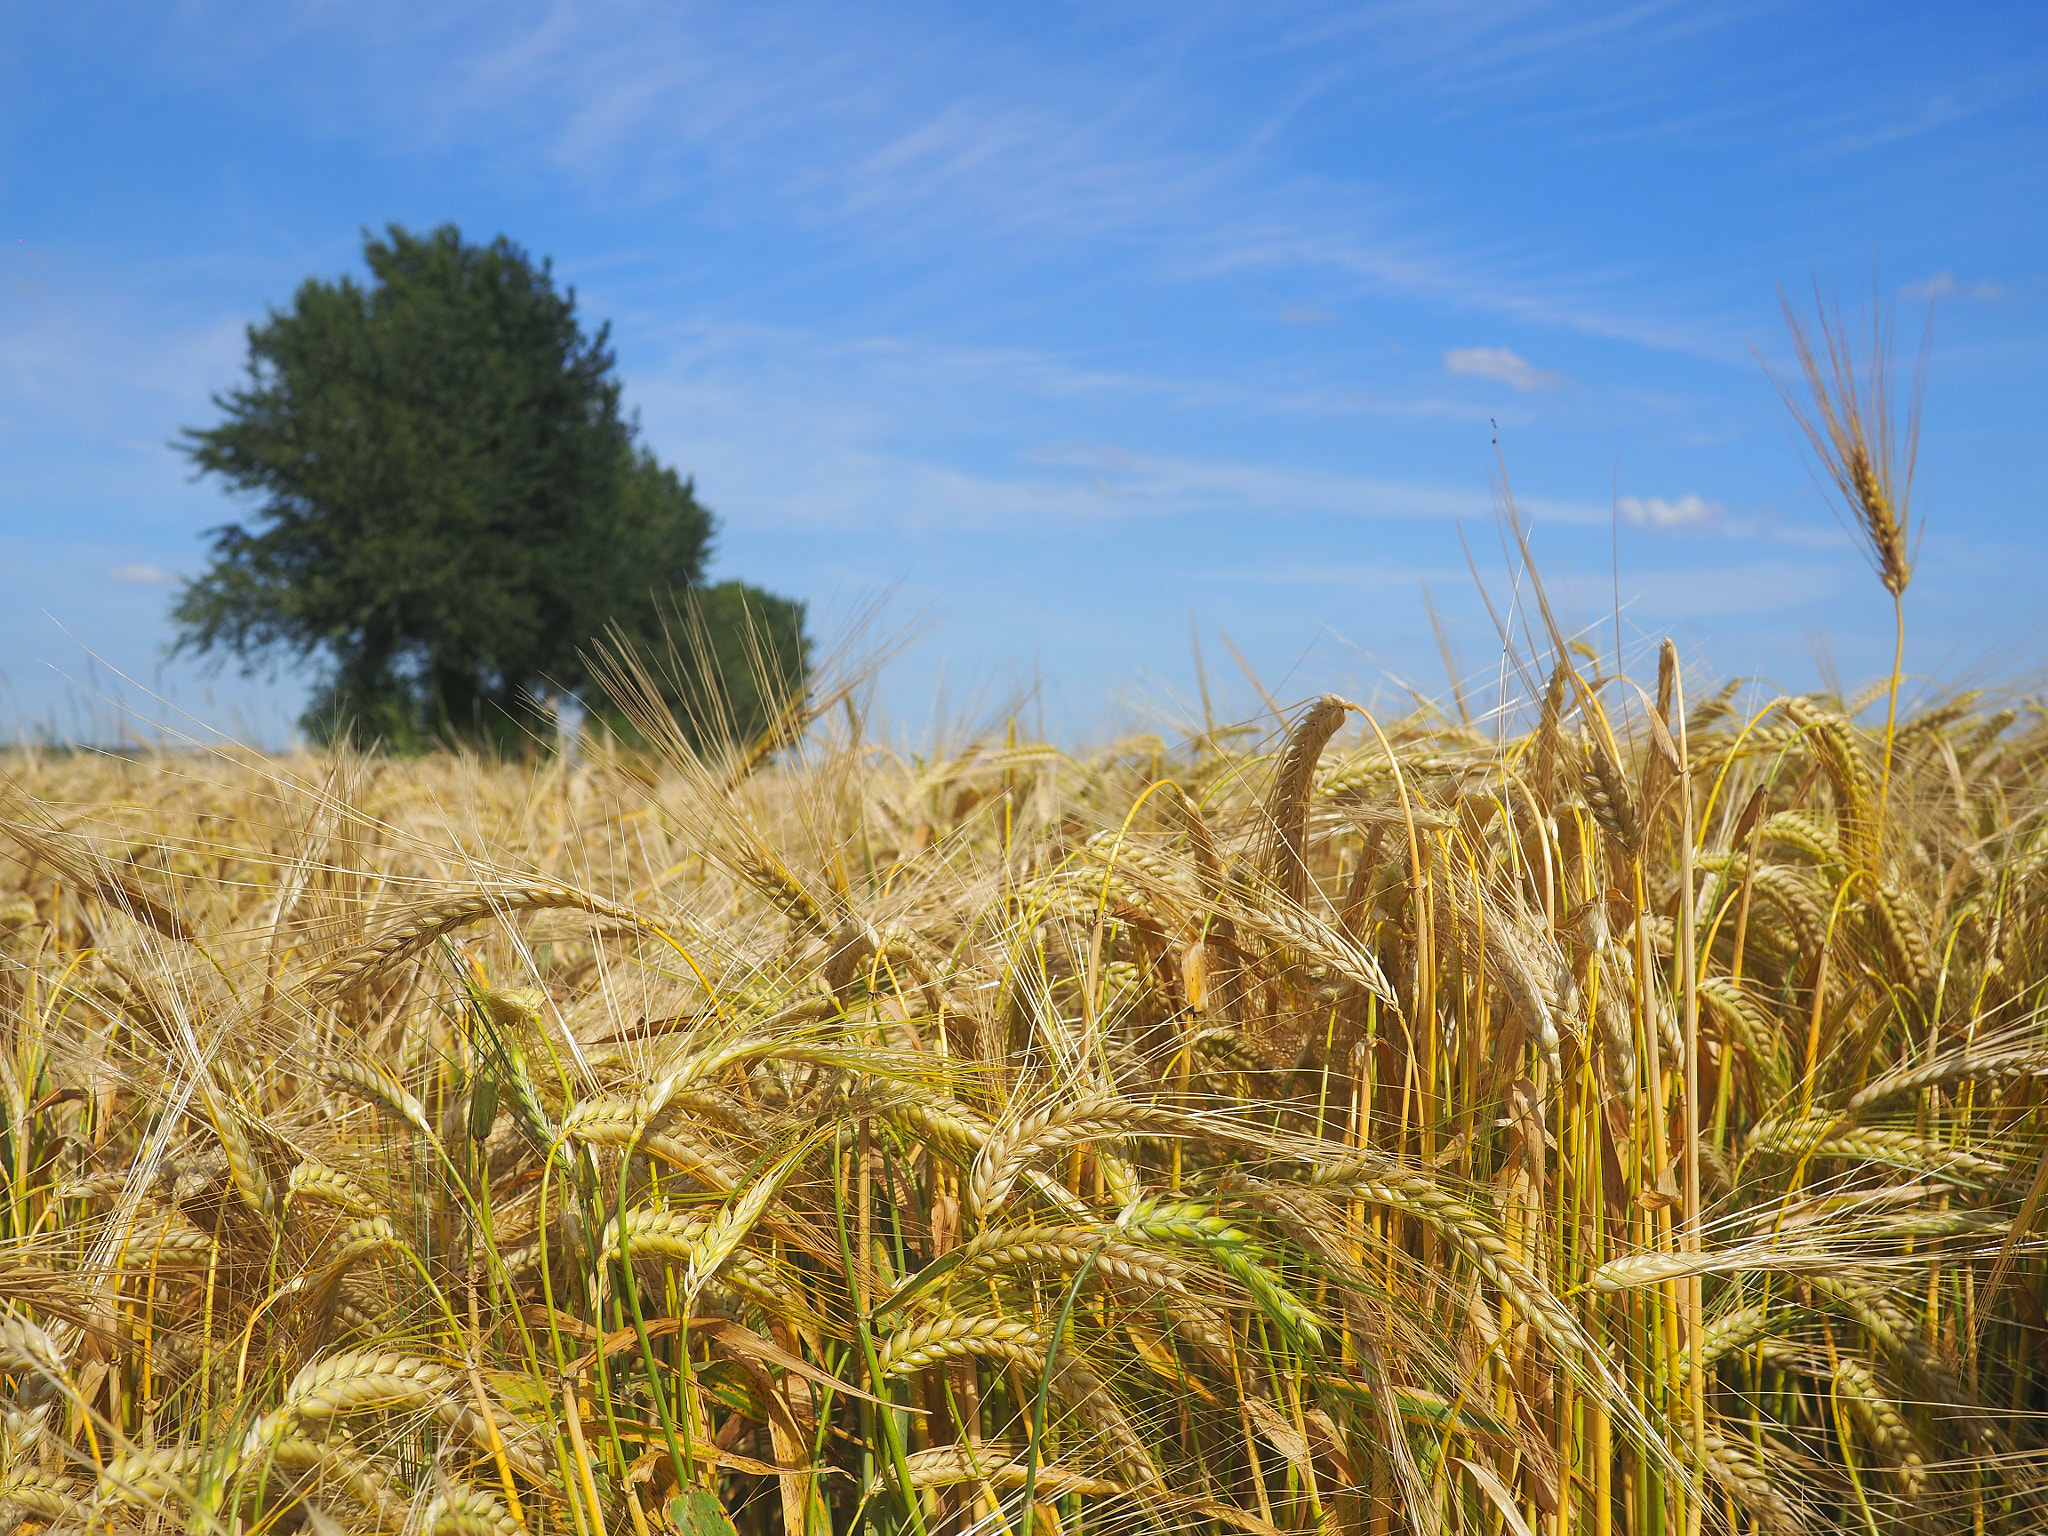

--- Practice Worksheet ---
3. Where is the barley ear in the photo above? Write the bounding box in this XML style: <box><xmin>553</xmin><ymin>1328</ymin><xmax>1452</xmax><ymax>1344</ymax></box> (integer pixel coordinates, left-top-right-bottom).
<box><xmin>1268</xmin><ymin>695</ymin><xmax>1348</xmax><ymax>905</ymax></box>
<box><xmin>1770</xmin><ymin>285</ymin><xmax>1923</xmax><ymax>600</ymax></box>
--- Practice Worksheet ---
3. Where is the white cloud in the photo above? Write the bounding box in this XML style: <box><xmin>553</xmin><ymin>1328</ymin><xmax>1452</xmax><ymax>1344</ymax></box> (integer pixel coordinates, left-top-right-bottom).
<box><xmin>108</xmin><ymin>563</ymin><xmax>174</xmax><ymax>584</ymax></box>
<box><xmin>1443</xmin><ymin>346</ymin><xmax>1561</xmax><ymax>390</ymax></box>
<box><xmin>1901</xmin><ymin>272</ymin><xmax>2007</xmax><ymax>303</ymax></box>
<box><xmin>1618</xmin><ymin>493</ymin><xmax>1721</xmax><ymax>530</ymax></box>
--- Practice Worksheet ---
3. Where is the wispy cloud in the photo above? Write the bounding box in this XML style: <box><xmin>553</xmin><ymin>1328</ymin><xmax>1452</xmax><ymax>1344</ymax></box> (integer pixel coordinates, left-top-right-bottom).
<box><xmin>1017</xmin><ymin>442</ymin><xmax>1512</xmax><ymax>522</ymax></box>
<box><xmin>1274</xmin><ymin>2</ymin><xmax>1724</xmax><ymax>115</ymax></box>
<box><xmin>107</xmin><ymin>563</ymin><xmax>174</xmax><ymax>584</ymax></box>
<box><xmin>1190</xmin><ymin>226</ymin><xmax>1727</xmax><ymax>356</ymax></box>
<box><xmin>1618</xmin><ymin>493</ymin><xmax>1719</xmax><ymax>530</ymax></box>
<box><xmin>121</xmin><ymin>3</ymin><xmax>1740</xmax><ymax>360</ymax></box>
<box><xmin>1278</xmin><ymin>305</ymin><xmax>1336</xmax><ymax>324</ymax></box>
<box><xmin>1445</xmin><ymin>347</ymin><xmax>1562</xmax><ymax>390</ymax></box>
<box><xmin>1901</xmin><ymin>271</ymin><xmax>2008</xmax><ymax>302</ymax></box>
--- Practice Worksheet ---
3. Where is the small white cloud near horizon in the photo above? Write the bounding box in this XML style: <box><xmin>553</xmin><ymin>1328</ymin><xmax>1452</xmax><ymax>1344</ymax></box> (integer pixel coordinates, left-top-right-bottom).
<box><xmin>1619</xmin><ymin>493</ymin><xmax>1721</xmax><ymax>530</ymax></box>
<box><xmin>1902</xmin><ymin>271</ymin><xmax>2006</xmax><ymax>302</ymax></box>
<box><xmin>108</xmin><ymin>563</ymin><xmax>174</xmax><ymax>584</ymax></box>
<box><xmin>1444</xmin><ymin>346</ymin><xmax>1560</xmax><ymax>390</ymax></box>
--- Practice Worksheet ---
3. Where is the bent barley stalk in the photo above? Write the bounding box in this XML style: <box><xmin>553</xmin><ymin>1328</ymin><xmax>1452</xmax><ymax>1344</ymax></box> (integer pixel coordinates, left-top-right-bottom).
<box><xmin>285</xmin><ymin>1157</ymin><xmax>383</xmax><ymax>1217</ymax></box>
<box><xmin>877</xmin><ymin>1313</ymin><xmax>1045</xmax><ymax>1376</ymax></box>
<box><xmin>283</xmin><ymin>1351</ymin><xmax>458</xmax><ymax>1418</ymax></box>
<box><xmin>4</xmin><ymin>454</ymin><xmax>2048</xmax><ymax>1532</ymax></box>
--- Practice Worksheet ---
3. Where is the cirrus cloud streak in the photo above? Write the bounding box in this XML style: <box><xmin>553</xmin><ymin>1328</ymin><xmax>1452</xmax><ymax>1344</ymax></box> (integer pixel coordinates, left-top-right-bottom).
<box><xmin>1444</xmin><ymin>347</ymin><xmax>1562</xmax><ymax>390</ymax></box>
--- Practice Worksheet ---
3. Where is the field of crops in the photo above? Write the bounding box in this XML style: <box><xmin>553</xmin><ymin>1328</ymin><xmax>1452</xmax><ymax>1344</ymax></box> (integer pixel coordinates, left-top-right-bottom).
<box><xmin>1</xmin><ymin>326</ymin><xmax>2044</xmax><ymax>1536</ymax></box>
<box><xmin>1</xmin><ymin>608</ymin><xmax>2046</xmax><ymax>1536</ymax></box>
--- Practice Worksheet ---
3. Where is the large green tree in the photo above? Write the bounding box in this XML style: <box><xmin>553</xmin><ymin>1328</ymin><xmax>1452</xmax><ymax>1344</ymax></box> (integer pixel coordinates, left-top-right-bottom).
<box><xmin>173</xmin><ymin>223</ymin><xmax>806</xmax><ymax>749</ymax></box>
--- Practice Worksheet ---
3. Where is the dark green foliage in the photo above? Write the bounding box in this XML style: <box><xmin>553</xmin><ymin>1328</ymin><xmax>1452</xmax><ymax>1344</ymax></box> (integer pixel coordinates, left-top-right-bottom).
<box><xmin>650</xmin><ymin>580</ymin><xmax>810</xmax><ymax>754</ymax></box>
<box><xmin>173</xmin><ymin>223</ymin><xmax>806</xmax><ymax>750</ymax></box>
<box><xmin>572</xmin><ymin>579</ymin><xmax>811</xmax><ymax>767</ymax></box>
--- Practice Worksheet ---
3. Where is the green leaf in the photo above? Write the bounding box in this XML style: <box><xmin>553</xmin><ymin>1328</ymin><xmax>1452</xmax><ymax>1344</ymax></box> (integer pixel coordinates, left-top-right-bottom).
<box><xmin>668</xmin><ymin>1490</ymin><xmax>740</xmax><ymax>1536</ymax></box>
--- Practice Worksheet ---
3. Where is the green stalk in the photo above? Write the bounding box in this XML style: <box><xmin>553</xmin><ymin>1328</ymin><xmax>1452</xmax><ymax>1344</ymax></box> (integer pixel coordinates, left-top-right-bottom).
<box><xmin>614</xmin><ymin>1153</ymin><xmax>695</xmax><ymax>1495</ymax></box>
<box><xmin>1019</xmin><ymin>1225</ymin><xmax>1113</xmax><ymax>1536</ymax></box>
<box><xmin>837</xmin><ymin>1137</ymin><xmax>927</xmax><ymax>1536</ymax></box>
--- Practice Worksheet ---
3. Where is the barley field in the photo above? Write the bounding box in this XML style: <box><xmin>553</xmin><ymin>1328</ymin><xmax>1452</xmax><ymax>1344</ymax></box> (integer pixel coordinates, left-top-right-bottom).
<box><xmin>2</xmin><ymin>337</ymin><xmax>2045</xmax><ymax>1536</ymax></box>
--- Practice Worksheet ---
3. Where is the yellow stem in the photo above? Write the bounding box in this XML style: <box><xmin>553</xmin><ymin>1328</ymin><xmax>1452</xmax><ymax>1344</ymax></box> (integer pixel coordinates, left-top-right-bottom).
<box><xmin>1876</xmin><ymin>589</ymin><xmax>1905</xmax><ymax>846</ymax></box>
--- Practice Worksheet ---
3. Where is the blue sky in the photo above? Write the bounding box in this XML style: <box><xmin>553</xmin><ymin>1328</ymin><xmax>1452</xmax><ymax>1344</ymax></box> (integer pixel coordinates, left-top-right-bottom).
<box><xmin>4</xmin><ymin>2</ymin><xmax>2045</xmax><ymax>745</ymax></box>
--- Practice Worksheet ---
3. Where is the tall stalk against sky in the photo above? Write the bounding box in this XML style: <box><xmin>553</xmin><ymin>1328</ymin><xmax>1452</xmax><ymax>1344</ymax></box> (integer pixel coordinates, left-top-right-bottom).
<box><xmin>1768</xmin><ymin>286</ymin><xmax>1930</xmax><ymax>834</ymax></box>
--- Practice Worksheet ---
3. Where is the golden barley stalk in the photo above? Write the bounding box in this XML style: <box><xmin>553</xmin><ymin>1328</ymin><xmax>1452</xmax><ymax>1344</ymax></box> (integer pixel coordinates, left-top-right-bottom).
<box><xmin>1268</xmin><ymin>695</ymin><xmax>1348</xmax><ymax>905</ymax></box>
<box><xmin>315</xmin><ymin>880</ymin><xmax>640</xmax><ymax>991</ymax></box>
<box><xmin>1781</xmin><ymin>696</ymin><xmax>1879</xmax><ymax>863</ymax></box>
<box><xmin>923</xmin><ymin>1224</ymin><xmax>1195</xmax><ymax>1297</ymax></box>
<box><xmin>1818</xmin><ymin>1127</ymin><xmax>2003</xmax><ymax>1179</ymax></box>
<box><xmin>0</xmin><ymin>1470</ymin><xmax>90</xmax><ymax>1525</ymax></box>
<box><xmin>1228</xmin><ymin>895</ymin><xmax>1396</xmax><ymax>1000</ymax></box>
<box><xmin>330</xmin><ymin>1214</ymin><xmax>401</xmax><ymax>1269</ymax></box>
<box><xmin>1082</xmin><ymin>831</ymin><xmax>1194</xmax><ymax>898</ymax></box>
<box><xmin>0</xmin><ymin>1313</ymin><xmax>67</xmax><ymax>1378</ymax></box>
<box><xmin>606</xmin><ymin>1204</ymin><xmax>712</xmax><ymax>1263</ymax></box>
<box><xmin>868</xmin><ymin>1442</ymin><xmax>1123</xmax><ymax>1497</ymax></box>
<box><xmin>638</xmin><ymin>1128</ymin><xmax>752</xmax><ymax>1192</ymax></box>
<box><xmin>1309</xmin><ymin>1171</ymin><xmax>1582</xmax><ymax>1358</ymax></box>
<box><xmin>119</xmin><ymin>1216</ymin><xmax>214</xmax><ymax>1267</ymax></box>
<box><xmin>877</xmin><ymin>1313</ymin><xmax>1045</xmax><ymax>1376</ymax></box>
<box><xmin>1773</xmin><ymin>289</ymin><xmax>1918</xmax><ymax>600</ymax></box>
<box><xmin>1698</xmin><ymin>1422</ymin><xmax>1806</xmax><ymax>1536</ymax></box>
<box><xmin>1869</xmin><ymin>880</ymin><xmax>1938</xmax><ymax>995</ymax></box>
<box><xmin>199</xmin><ymin>1090</ymin><xmax>275</xmax><ymax>1223</ymax></box>
<box><xmin>727</xmin><ymin>837</ymin><xmax>831</xmax><ymax>935</ymax></box>
<box><xmin>52</xmin><ymin>1170</ymin><xmax>131</xmax><ymax>1202</ymax></box>
<box><xmin>269</xmin><ymin>1434</ymin><xmax>407</xmax><ymax>1522</ymax></box>
<box><xmin>1847</xmin><ymin>1044</ymin><xmax>2048</xmax><ymax>1113</ymax></box>
<box><xmin>1805</xmin><ymin>1275</ymin><xmax>2001</xmax><ymax>1446</ymax></box>
<box><xmin>1747</xmin><ymin>1116</ymin><xmax>2004</xmax><ymax>1179</ymax></box>
<box><xmin>323</xmin><ymin>1055</ymin><xmax>431</xmax><ymax>1136</ymax></box>
<box><xmin>971</xmin><ymin>1096</ymin><xmax>1177</xmax><ymax>1221</ymax></box>
<box><xmin>286</xmin><ymin>1158</ymin><xmax>383</xmax><ymax>1217</ymax></box>
<box><xmin>1533</xmin><ymin>656</ymin><xmax>1571</xmax><ymax>798</ymax></box>
<box><xmin>1689</xmin><ymin>1303</ymin><xmax>1774</xmax><ymax>1371</ymax></box>
<box><xmin>437</xmin><ymin>1399</ymin><xmax>556</xmax><ymax>1484</ymax></box>
<box><xmin>1579</xmin><ymin>730</ymin><xmax>1641</xmax><ymax>854</ymax></box>
<box><xmin>1759</xmin><ymin>807</ymin><xmax>1841</xmax><ymax>865</ymax></box>
<box><xmin>99</xmin><ymin>1445</ymin><xmax>203</xmax><ymax>1506</ymax></box>
<box><xmin>283</xmin><ymin>1350</ymin><xmax>456</xmax><ymax>1419</ymax></box>
<box><xmin>681</xmin><ymin>1143</ymin><xmax>811</xmax><ymax>1296</ymax></box>
<box><xmin>1699</xmin><ymin>856</ymin><xmax>1830</xmax><ymax>952</ymax></box>
<box><xmin>0</xmin><ymin>815</ymin><xmax>192</xmax><ymax>942</ymax></box>
<box><xmin>1831</xmin><ymin>1354</ymin><xmax>1925</xmax><ymax>1494</ymax></box>
<box><xmin>882</xmin><ymin>1096</ymin><xmax>993</xmax><ymax>1158</ymax></box>
<box><xmin>609</xmin><ymin>1204</ymin><xmax>804</xmax><ymax>1313</ymax></box>
<box><xmin>423</xmin><ymin>1480</ymin><xmax>525</xmax><ymax>1536</ymax></box>
<box><xmin>1052</xmin><ymin>1352</ymin><xmax>1165</xmax><ymax>1489</ymax></box>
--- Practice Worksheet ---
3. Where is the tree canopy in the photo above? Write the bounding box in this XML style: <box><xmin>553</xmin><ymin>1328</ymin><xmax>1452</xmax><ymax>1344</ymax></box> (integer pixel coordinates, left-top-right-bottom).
<box><xmin>173</xmin><ymin>223</ymin><xmax>806</xmax><ymax>750</ymax></box>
